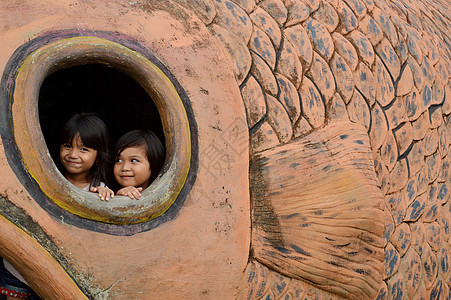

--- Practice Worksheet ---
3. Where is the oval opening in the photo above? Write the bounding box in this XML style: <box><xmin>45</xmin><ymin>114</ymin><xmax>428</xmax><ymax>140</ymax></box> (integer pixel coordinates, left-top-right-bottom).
<box><xmin>39</xmin><ymin>63</ymin><xmax>166</xmax><ymax>189</ymax></box>
<box><xmin>9</xmin><ymin>36</ymin><xmax>191</xmax><ymax>224</ymax></box>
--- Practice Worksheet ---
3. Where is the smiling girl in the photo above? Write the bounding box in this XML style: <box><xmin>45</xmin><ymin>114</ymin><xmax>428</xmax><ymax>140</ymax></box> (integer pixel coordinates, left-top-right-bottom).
<box><xmin>113</xmin><ymin>129</ymin><xmax>165</xmax><ymax>199</ymax></box>
<box><xmin>57</xmin><ymin>113</ymin><xmax>113</xmax><ymax>200</ymax></box>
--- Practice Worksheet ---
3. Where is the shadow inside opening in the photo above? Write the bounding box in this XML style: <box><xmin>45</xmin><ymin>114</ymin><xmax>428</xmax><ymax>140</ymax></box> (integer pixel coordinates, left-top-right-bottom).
<box><xmin>39</xmin><ymin>63</ymin><xmax>165</xmax><ymax>189</ymax></box>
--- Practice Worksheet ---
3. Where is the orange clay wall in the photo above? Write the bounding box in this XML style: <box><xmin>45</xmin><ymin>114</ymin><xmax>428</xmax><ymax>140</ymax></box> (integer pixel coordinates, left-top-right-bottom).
<box><xmin>0</xmin><ymin>0</ymin><xmax>450</xmax><ymax>299</ymax></box>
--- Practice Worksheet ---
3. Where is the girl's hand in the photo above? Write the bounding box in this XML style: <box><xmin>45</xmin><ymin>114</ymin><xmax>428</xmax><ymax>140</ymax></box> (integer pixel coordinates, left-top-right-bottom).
<box><xmin>90</xmin><ymin>186</ymin><xmax>115</xmax><ymax>201</ymax></box>
<box><xmin>116</xmin><ymin>186</ymin><xmax>143</xmax><ymax>199</ymax></box>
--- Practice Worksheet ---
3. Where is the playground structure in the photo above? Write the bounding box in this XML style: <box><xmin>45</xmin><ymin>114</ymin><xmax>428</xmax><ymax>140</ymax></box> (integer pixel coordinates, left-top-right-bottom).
<box><xmin>0</xmin><ymin>0</ymin><xmax>450</xmax><ymax>298</ymax></box>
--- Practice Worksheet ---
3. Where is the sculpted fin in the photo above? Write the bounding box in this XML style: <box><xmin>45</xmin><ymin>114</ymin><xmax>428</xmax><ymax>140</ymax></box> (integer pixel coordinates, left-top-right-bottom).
<box><xmin>250</xmin><ymin>122</ymin><xmax>384</xmax><ymax>299</ymax></box>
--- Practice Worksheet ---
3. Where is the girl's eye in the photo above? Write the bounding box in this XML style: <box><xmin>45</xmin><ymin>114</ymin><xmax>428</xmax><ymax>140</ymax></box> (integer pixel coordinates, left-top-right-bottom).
<box><xmin>116</xmin><ymin>158</ymin><xmax>123</xmax><ymax>163</ymax></box>
<box><xmin>80</xmin><ymin>147</ymin><xmax>88</xmax><ymax>152</ymax></box>
<box><xmin>62</xmin><ymin>144</ymin><xmax>71</xmax><ymax>149</ymax></box>
<box><xmin>131</xmin><ymin>158</ymin><xmax>139</xmax><ymax>163</ymax></box>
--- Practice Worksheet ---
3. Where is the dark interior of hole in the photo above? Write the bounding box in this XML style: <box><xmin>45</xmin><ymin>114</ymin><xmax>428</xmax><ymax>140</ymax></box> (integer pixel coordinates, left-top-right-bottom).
<box><xmin>39</xmin><ymin>63</ymin><xmax>165</xmax><ymax>187</ymax></box>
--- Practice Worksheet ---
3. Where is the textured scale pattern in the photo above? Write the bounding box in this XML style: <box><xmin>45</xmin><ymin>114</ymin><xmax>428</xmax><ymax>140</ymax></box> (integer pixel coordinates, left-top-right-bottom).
<box><xmin>174</xmin><ymin>0</ymin><xmax>451</xmax><ymax>298</ymax></box>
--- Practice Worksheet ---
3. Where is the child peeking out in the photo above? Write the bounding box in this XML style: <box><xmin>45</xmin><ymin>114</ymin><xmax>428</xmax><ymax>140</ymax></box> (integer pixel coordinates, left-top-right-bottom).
<box><xmin>58</xmin><ymin>113</ymin><xmax>112</xmax><ymax>200</ymax></box>
<box><xmin>113</xmin><ymin>129</ymin><xmax>165</xmax><ymax>200</ymax></box>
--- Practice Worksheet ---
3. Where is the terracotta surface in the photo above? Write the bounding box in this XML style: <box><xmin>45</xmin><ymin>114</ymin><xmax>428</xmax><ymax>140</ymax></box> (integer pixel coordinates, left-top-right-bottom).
<box><xmin>0</xmin><ymin>0</ymin><xmax>450</xmax><ymax>299</ymax></box>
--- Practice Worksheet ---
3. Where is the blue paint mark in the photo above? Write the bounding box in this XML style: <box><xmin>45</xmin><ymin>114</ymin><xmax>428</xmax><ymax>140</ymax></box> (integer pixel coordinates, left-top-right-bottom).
<box><xmin>225</xmin><ymin>2</ymin><xmax>234</xmax><ymax>13</ymax></box>
<box><xmin>405</xmin><ymin>92</ymin><xmax>418</xmax><ymax>116</ymax></box>
<box><xmin>276</xmin><ymin>281</ymin><xmax>287</xmax><ymax>293</ymax></box>
<box><xmin>346</xmin><ymin>0</ymin><xmax>365</xmax><ymax>14</ymax></box>
<box><xmin>316</xmin><ymin>38</ymin><xmax>325</xmax><ymax>53</ymax></box>
<box><xmin>275</xmin><ymin>245</ymin><xmax>291</xmax><ymax>254</ymax></box>
<box><xmin>341</xmin><ymin>6</ymin><xmax>357</xmax><ymax>30</ymax></box>
<box><xmin>268</xmin><ymin>191</ymin><xmax>282</xmax><ymax>196</ymax></box>
<box><xmin>336</xmin><ymin>60</ymin><xmax>347</xmax><ymax>71</ymax></box>
<box><xmin>360</xmin><ymin>71</ymin><xmax>367</xmax><ymax>81</ymax></box>
<box><xmin>254</xmin><ymin>36</ymin><xmax>261</xmax><ymax>48</ymax></box>
<box><xmin>255</xmin><ymin>279</ymin><xmax>267</xmax><ymax>298</ymax></box>
<box><xmin>385</xmin><ymin>223</ymin><xmax>394</xmax><ymax>242</ymax></box>
<box><xmin>281</xmin><ymin>213</ymin><xmax>300</xmax><ymax>219</ymax></box>
<box><xmin>328</xmin><ymin>261</ymin><xmax>342</xmax><ymax>267</ymax></box>
<box><xmin>306</xmin><ymin>20</ymin><xmax>316</xmax><ymax>38</ymax></box>
<box><xmin>290</xmin><ymin>244</ymin><xmax>311</xmax><ymax>256</ymax></box>
<box><xmin>355</xmin><ymin>140</ymin><xmax>364</xmax><ymax>144</ymax></box>
<box><xmin>335</xmin><ymin>243</ymin><xmax>351</xmax><ymax>249</ymax></box>
<box><xmin>376</xmin><ymin>287</ymin><xmax>387</xmax><ymax>300</ymax></box>
<box><xmin>441</xmin><ymin>249</ymin><xmax>449</xmax><ymax>272</ymax></box>
<box><xmin>322</xmin><ymin>164</ymin><xmax>332</xmax><ymax>171</ymax></box>
<box><xmin>429</xmin><ymin>185</ymin><xmax>438</xmax><ymax>200</ymax></box>
<box><xmin>248</xmin><ymin>270</ymin><xmax>256</xmax><ymax>282</ymax></box>
<box><xmin>409</xmin><ymin>200</ymin><xmax>423</xmax><ymax>220</ymax></box>
<box><xmin>340</xmin><ymin>134</ymin><xmax>349</xmax><ymax>139</ymax></box>
<box><xmin>407</xmin><ymin>180</ymin><xmax>416</xmax><ymax>201</ymax></box>
<box><xmin>385</xmin><ymin>247</ymin><xmax>399</xmax><ymax>276</ymax></box>
<box><xmin>429</xmin><ymin>280</ymin><xmax>443</xmax><ymax>300</ymax></box>
<box><xmin>391</xmin><ymin>278</ymin><xmax>404</xmax><ymax>300</ymax></box>
<box><xmin>425</xmin><ymin>204</ymin><xmax>438</xmax><ymax>220</ymax></box>
<box><xmin>354</xmin><ymin>268</ymin><xmax>366</xmax><ymax>275</ymax></box>
<box><xmin>365</xmin><ymin>247</ymin><xmax>375</xmax><ymax>254</ymax></box>
<box><xmin>438</xmin><ymin>184</ymin><xmax>448</xmax><ymax>202</ymax></box>
<box><xmin>278</xmin><ymin>76</ymin><xmax>286</xmax><ymax>86</ymax></box>
<box><xmin>290</xmin><ymin>162</ymin><xmax>299</xmax><ymax>168</ymax></box>
<box><xmin>368</xmin><ymin>18</ymin><xmax>381</xmax><ymax>36</ymax></box>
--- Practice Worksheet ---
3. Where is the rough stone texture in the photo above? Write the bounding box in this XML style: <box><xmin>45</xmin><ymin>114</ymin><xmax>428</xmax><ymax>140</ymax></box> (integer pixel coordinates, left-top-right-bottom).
<box><xmin>307</xmin><ymin>52</ymin><xmax>336</xmax><ymax>102</ymax></box>
<box><xmin>209</xmin><ymin>23</ymin><xmax>252</xmax><ymax>85</ymax></box>
<box><xmin>241</xmin><ymin>75</ymin><xmax>266</xmax><ymax>127</ymax></box>
<box><xmin>298</xmin><ymin>75</ymin><xmax>325</xmax><ymax>128</ymax></box>
<box><xmin>0</xmin><ymin>0</ymin><xmax>450</xmax><ymax>299</ymax></box>
<box><xmin>275</xmin><ymin>39</ymin><xmax>303</xmax><ymax>88</ymax></box>
<box><xmin>284</xmin><ymin>24</ymin><xmax>313</xmax><ymax>69</ymax></box>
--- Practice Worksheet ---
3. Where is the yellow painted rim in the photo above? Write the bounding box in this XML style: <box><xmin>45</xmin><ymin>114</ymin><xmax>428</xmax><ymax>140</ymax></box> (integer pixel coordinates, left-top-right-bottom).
<box><xmin>12</xmin><ymin>36</ymin><xmax>191</xmax><ymax>224</ymax></box>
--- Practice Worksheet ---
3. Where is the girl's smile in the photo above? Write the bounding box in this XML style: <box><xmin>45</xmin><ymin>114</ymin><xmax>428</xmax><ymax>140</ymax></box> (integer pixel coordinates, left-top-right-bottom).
<box><xmin>114</xmin><ymin>145</ymin><xmax>151</xmax><ymax>189</ymax></box>
<box><xmin>60</xmin><ymin>134</ymin><xmax>98</xmax><ymax>188</ymax></box>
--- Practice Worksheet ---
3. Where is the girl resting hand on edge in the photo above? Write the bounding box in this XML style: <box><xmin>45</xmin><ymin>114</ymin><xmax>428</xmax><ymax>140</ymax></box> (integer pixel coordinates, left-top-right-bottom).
<box><xmin>58</xmin><ymin>113</ymin><xmax>114</xmax><ymax>201</ymax></box>
<box><xmin>113</xmin><ymin>129</ymin><xmax>164</xmax><ymax>199</ymax></box>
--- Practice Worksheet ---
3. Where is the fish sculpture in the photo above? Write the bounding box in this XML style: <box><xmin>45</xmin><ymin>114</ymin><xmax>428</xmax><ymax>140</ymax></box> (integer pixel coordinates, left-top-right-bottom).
<box><xmin>0</xmin><ymin>0</ymin><xmax>449</xmax><ymax>299</ymax></box>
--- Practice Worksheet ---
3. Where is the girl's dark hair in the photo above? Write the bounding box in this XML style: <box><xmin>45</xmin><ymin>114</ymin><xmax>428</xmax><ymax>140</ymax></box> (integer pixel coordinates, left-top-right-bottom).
<box><xmin>57</xmin><ymin>113</ymin><xmax>110</xmax><ymax>187</ymax></box>
<box><xmin>115</xmin><ymin>129</ymin><xmax>165</xmax><ymax>183</ymax></box>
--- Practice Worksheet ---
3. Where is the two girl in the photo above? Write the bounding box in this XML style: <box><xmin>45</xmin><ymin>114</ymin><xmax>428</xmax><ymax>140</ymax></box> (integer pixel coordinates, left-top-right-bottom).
<box><xmin>58</xmin><ymin>113</ymin><xmax>164</xmax><ymax>200</ymax></box>
<box><xmin>0</xmin><ymin>114</ymin><xmax>165</xmax><ymax>299</ymax></box>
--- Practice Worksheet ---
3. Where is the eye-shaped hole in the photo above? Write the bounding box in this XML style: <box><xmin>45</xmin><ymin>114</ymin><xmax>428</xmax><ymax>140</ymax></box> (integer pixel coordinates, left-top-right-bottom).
<box><xmin>39</xmin><ymin>63</ymin><xmax>166</xmax><ymax>189</ymax></box>
<box><xmin>7</xmin><ymin>36</ymin><xmax>192</xmax><ymax>225</ymax></box>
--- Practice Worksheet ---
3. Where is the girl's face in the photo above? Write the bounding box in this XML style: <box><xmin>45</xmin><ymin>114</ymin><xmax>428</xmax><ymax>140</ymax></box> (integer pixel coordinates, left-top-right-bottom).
<box><xmin>114</xmin><ymin>145</ymin><xmax>151</xmax><ymax>189</ymax></box>
<box><xmin>60</xmin><ymin>134</ymin><xmax>98</xmax><ymax>181</ymax></box>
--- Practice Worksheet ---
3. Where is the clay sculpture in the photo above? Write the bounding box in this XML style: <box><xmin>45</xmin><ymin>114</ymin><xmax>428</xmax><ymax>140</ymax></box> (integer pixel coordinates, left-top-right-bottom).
<box><xmin>0</xmin><ymin>0</ymin><xmax>450</xmax><ymax>298</ymax></box>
